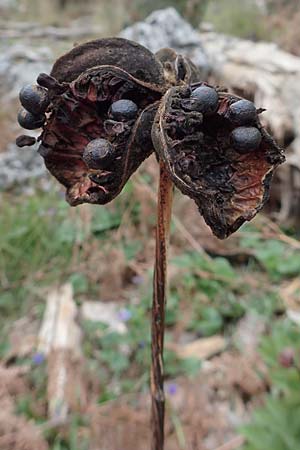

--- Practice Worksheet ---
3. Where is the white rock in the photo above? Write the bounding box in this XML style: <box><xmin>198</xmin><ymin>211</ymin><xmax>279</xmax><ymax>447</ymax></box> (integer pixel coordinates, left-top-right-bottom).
<box><xmin>81</xmin><ymin>301</ymin><xmax>128</xmax><ymax>334</ymax></box>
<box><xmin>120</xmin><ymin>7</ymin><xmax>210</xmax><ymax>77</ymax></box>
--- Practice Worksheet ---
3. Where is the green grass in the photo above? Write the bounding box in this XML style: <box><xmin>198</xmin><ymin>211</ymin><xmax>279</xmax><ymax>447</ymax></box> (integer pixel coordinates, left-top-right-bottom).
<box><xmin>0</xmin><ymin>186</ymin><xmax>76</xmax><ymax>317</ymax></box>
<box><xmin>203</xmin><ymin>0</ymin><xmax>270</xmax><ymax>41</ymax></box>
<box><xmin>1</xmin><ymin>179</ymin><xmax>300</xmax><ymax>449</ymax></box>
<box><xmin>241</xmin><ymin>320</ymin><xmax>300</xmax><ymax>450</ymax></box>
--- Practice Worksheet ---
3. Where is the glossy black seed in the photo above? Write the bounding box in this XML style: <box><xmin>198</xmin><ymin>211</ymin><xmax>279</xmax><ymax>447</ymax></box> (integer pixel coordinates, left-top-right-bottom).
<box><xmin>231</xmin><ymin>126</ymin><xmax>262</xmax><ymax>153</ymax></box>
<box><xmin>19</xmin><ymin>84</ymin><xmax>49</xmax><ymax>115</ymax></box>
<box><xmin>83</xmin><ymin>138</ymin><xmax>114</xmax><ymax>169</ymax></box>
<box><xmin>109</xmin><ymin>99</ymin><xmax>138</xmax><ymax>121</ymax></box>
<box><xmin>191</xmin><ymin>86</ymin><xmax>219</xmax><ymax>114</ymax></box>
<box><xmin>17</xmin><ymin>108</ymin><xmax>45</xmax><ymax>130</ymax></box>
<box><xmin>16</xmin><ymin>135</ymin><xmax>36</xmax><ymax>147</ymax></box>
<box><xmin>229</xmin><ymin>99</ymin><xmax>257</xmax><ymax>125</ymax></box>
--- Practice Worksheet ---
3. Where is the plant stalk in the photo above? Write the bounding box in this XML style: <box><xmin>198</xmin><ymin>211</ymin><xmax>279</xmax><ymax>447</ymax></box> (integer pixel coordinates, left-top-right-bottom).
<box><xmin>151</xmin><ymin>161</ymin><xmax>174</xmax><ymax>450</ymax></box>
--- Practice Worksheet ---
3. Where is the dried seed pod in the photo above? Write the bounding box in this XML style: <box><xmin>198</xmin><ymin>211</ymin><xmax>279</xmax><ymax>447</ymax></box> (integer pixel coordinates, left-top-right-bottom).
<box><xmin>152</xmin><ymin>85</ymin><xmax>285</xmax><ymax>239</ymax></box>
<box><xmin>83</xmin><ymin>138</ymin><xmax>114</xmax><ymax>169</ymax></box>
<box><xmin>18</xmin><ymin>38</ymin><xmax>284</xmax><ymax>240</ymax></box>
<box><xmin>231</xmin><ymin>126</ymin><xmax>262</xmax><ymax>153</ymax></box>
<box><xmin>109</xmin><ymin>99</ymin><xmax>138</xmax><ymax>122</ymax></box>
<box><xmin>229</xmin><ymin>99</ymin><xmax>257</xmax><ymax>125</ymax></box>
<box><xmin>50</xmin><ymin>37</ymin><xmax>165</xmax><ymax>87</ymax></box>
<box><xmin>17</xmin><ymin>108</ymin><xmax>45</xmax><ymax>130</ymax></box>
<box><xmin>37</xmin><ymin>73</ymin><xmax>66</xmax><ymax>94</ymax></box>
<box><xmin>38</xmin><ymin>63</ymin><xmax>163</xmax><ymax>206</ymax></box>
<box><xmin>19</xmin><ymin>84</ymin><xmax>49</xmax><ymax>115</ymax></box>
<box><xmin>190</xmin><ymin>85</ymin><xmax>219</xmax><ymax>115</ymax></box>
<box><xmin>155</xmin><ymin>48</ymin><xmax>202</xmax><ymax>85</ymax></box>
<box><xmin>16</xmin><ymin>134</ymin><xmax>36</xmax><ymax>147</ymax></box>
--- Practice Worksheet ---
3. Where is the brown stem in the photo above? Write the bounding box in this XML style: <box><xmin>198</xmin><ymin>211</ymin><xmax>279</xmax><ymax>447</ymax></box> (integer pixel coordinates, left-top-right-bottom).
<box><xmin>151</xmin><ymin>161</ymin><xmax>174</xmax><ymax>450</ymax></box>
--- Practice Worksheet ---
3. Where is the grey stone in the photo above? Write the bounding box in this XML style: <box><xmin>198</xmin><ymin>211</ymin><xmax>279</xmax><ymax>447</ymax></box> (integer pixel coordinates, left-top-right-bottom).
<box><xmin>0</xmin><ymin>140</ymin><xmax>46</xmax><ymax>190</ymax></box>
<box><xmin>120</xmin><ymin>7</ymin><xmax>210</xmax><ymax>77</ymax></box>
<box><xmin>0</xmin><ymin>43</ymin><xmax>52</xmax><ymax>100</ymax></box>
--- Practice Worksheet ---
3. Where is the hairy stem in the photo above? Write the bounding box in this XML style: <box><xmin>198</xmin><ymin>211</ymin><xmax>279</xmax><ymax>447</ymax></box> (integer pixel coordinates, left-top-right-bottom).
<box><xmin>151</xmin><ymin>162</ymin><xmax>173</xmax><ymax>450</ymax></box>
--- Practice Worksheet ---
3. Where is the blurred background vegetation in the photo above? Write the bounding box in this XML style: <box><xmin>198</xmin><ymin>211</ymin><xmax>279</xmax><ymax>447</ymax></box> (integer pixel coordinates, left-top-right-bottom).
<box><xmin>1</xmin><ymin>1</ymin><xmax>300</xmax><ymax>449</ymax></box>
<box><xmin>1</xmin><ymin>0</ymin><xmax>300</xmax><ymax>53</ymax></box>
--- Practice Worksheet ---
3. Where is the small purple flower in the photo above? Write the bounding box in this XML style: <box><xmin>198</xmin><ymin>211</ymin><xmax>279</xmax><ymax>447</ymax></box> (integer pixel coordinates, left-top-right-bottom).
<box><xmin>131</xmin><ymin>275</ymin><xmax>144</xmax><ymax>285</ymax></box>
<box><xmin>138</xmin><ymin>340</ymin><xmax>146</xmax><ymax>349</ymax></box>
<box><xmin>118</xmin><ymin>308</ymin><xmax>132</xmax><ymax>322</ymax></box>
<box><xmin>32</xmin><ymin>352</ymin><xmax>45</xmax><ymax>365</ymax></box>
<box><xmin>167</xmin><ymin>383</ymin><xmax>178</xmax><ymax>396</ymax></box>
<box><xmin>47</xmin><ymin>207</ymin><xmax>57</xmax><ymax>216</ymax></box>
<box><xmin>278</xmin><ymin>348</ymin><xmax>295</xmax><ymax>368</ymax></box>
<box><xmin>58</xmin><ymin>190</ymin><xmax>65</xmax><ymax>199</ymax></box>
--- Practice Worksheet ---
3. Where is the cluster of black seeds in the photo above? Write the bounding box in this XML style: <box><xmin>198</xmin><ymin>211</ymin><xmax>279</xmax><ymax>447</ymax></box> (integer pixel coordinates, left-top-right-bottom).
<box><xmin>82</xmin><ymin>99</ymin><xmax>139</xmax><ymax>185</ymax></box>
<box><xmin>228</xmin><ymin>99</ymin><xmax>261</xmax><ymax>154</ymax></box>
<box><xmin>16</xmin><ymin>83</ymin><xmax>50</xmax><ymax>145</ymax></box>
<box><xmin>183</xmin><ymin>87</ymin><xmax>262</xmax><ymax>155</ymax></box>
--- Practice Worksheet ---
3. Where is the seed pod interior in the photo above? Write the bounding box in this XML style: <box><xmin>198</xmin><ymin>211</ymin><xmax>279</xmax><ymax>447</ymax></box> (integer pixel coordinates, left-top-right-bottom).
<box><xmin>39</xmin><ymin>64</ymin><xmax>163</xmax><ymax>206</ymax></box>
<box><xmin>151</xmin><ymin>84</ymin><xmax>285</xmax><ymax>238</ymax></box>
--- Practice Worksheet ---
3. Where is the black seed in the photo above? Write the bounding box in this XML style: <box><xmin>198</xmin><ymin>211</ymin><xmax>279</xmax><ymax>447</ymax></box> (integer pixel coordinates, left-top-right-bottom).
<box><xmin>16</xmin><ymin>135</ymin><xmax>36</xmax><ymax>147</ymax></box>
<box><xmin>17</xmin><ymin>108</ymin><xmax>45</xmax><ymax>130</ymax></box>
<box><xmin>231</xmin><ymin>126</ymin><xmax>262</xmax><ymax>153</ymax></box>
<box><xmin>229</xmin><ymin>99</ymin><xmax>257</xmax><ymax>125</ymax></box>
<box><xmin>19</xmin><ymin>84</ymin><xmax>49</xmax><ymax>115</ymax></box>
<box><xmin>191</xmin><ymin>86</ymin><xmax>219</xmax><ymax>114</ymax></box>
<box><xmin>83</xmin><ymin>138</ymin><xmax>114</xmax><ymax>169</ymax></box>
<box><xmin>109</xmin><ymin>99</ymin><xmax>138</xmax><ymax>121</ymax></box>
